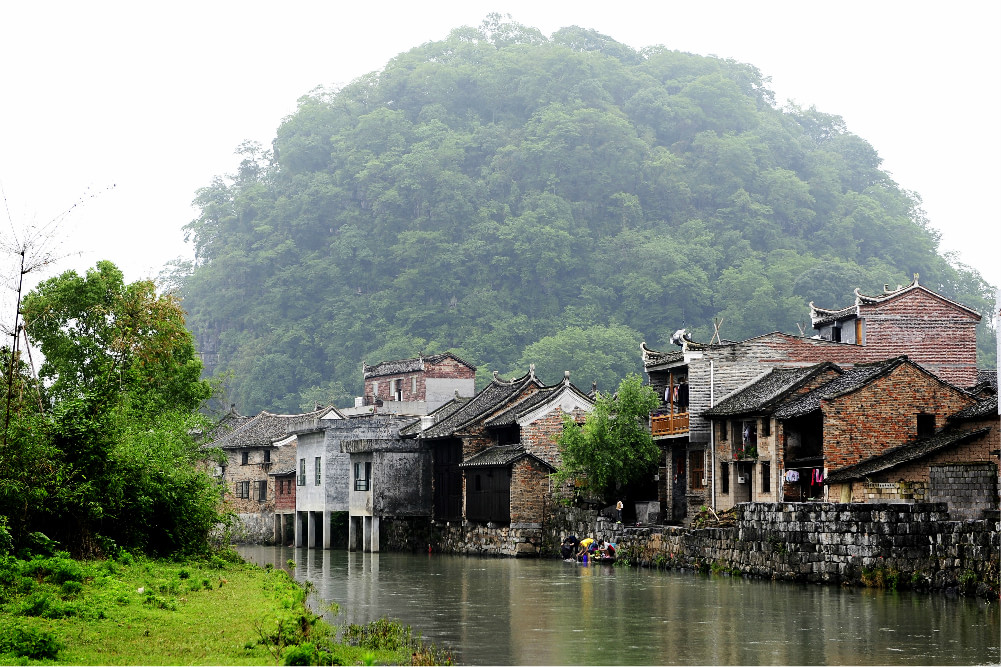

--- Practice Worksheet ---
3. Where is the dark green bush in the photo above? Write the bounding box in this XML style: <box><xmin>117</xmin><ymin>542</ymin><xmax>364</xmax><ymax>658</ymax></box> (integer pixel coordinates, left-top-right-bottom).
<box><xmin>282</xmin><ymin>642</ymin><xmax>316</xmax><ymax>665</ymax></box>
<box><xmin>0</xmin><ymin>623</ymin><xmax>62</xmax><ymax>660</ymax></box>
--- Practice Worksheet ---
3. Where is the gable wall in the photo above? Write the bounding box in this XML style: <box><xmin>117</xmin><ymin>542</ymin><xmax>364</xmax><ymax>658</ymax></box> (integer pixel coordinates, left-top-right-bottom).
<box><xmin>521</xmin><ymin>405</ymin><xmax>589</xmax><ymax>468</ymax></box>
<box><xmin>858</xmin><ymin>289</ymin><xmax>979</xmax><ymax>387</ymax></box>
<box><xmin>822</xmin><ymin>364</ymin><xmax>976</xmax><ymax>471</ymax></box>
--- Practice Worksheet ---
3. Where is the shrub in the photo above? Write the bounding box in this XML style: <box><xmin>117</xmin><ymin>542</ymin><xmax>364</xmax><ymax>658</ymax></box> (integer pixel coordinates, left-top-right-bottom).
<box><xmin>283</xmin><ymin>642</ymin><xmax>316</xmax><ymax>665</ymax></box>
<box><xmin>0</xmin><ymin>623</ymin><xmax>62</xmax><ymax>660</ymax></box>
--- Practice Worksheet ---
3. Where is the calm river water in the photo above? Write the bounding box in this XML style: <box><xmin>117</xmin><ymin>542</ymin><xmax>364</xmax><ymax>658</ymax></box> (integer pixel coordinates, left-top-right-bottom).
<box><xmin>238</xmin><ymin>545</ymin><xmax>999</xmax><ymax>666</ymax></box>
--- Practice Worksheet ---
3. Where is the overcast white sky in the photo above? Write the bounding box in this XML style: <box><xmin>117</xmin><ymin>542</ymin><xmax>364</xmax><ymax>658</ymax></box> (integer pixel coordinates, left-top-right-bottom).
<box><xmin>2</xmin><ymin>1</ymin><xmax>999</xmax><ymax>326</ymax></box>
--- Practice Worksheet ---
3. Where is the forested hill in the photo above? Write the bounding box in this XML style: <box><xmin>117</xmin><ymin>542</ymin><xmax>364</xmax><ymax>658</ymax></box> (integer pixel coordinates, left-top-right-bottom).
<box><xmin>177</xmin><ymin>17</ymin><xmax>996</xmax><ymax>414</ymax></box>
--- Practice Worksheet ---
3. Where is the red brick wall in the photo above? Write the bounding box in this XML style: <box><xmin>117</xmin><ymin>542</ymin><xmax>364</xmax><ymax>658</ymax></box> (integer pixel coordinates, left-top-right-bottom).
<box><xmin>822</xmin><ymin>364</ymin><xmax>976</xmax><ymax>471</ymax></box>
<box><xmin>368</xmin><ymin>358</ymin><xmax>476</xmax><ymax>403</ymax></box>
<box><xmin>425</xmin><ymin>357</ymin><xmax>476</xmax><ymax>380</ymax></box>
<box><xmin>510</xmin><ymin>457</ymin><xmax>551</xmax><ymax>524</ymax></box>
<box><xmin>274</xmin><ymin>475</ymin><xmax>296</xmax><ymax>511</ymax></box>
<box><xmin>858</xmin><ymin>289</ymin><xmax>980</xmax><ymax>387</ymax></box>
<box><xmin>521</xmin><ymin>406</ymin><xmax>588</xmax><ymax>467</ymax></box>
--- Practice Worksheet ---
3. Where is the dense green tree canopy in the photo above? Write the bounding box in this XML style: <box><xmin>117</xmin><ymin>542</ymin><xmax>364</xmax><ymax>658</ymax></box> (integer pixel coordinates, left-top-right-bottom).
<box><xmin>178</xmin><ymin>17</ymin><xmax>996</xmax><ymax>413</ymax></box>
<box><xmin>3</xmin><ymin>262</ymin><xmax>219</xmax><ymax>556</ymax></box>
<box><xmin>554</xmin><ymin>373</ymin><xmax>662</xmax><ymax>504</ymax></box>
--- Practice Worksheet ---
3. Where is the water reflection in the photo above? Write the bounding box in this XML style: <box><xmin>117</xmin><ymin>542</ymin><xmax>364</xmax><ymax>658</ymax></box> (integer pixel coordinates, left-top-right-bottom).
<box><xmin>239</xmin><ymin>546</ymin><xmax>999</xmax><ymax>666</ymax></box>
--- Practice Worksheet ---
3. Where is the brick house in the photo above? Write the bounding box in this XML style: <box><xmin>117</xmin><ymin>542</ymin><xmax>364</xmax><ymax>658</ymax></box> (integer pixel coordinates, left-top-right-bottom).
<box><xmin>702</xmin><ymin>362</ymin><xmax>844</xmax><ymax>510</ymax></box>
<box><xmin>702</xmin><ymin>356</ymin><xmax>981</xmax><ymax>511</ymax></box>
<box><xmin>825</xmin><ymin>395</ymin><xmax>998</xmax><ymax>519</ymax></box>
<box><xmin>206</xmin><ymin>405</ymin><xmax>341</xmax><ymax>543</ymax></box>
<box><xmin>356</xmin><ymin>352</ymin><xmax>476</xmax><ymax>414</ymax></box>
<box><xmin>642</xmin><ymin>277</ymin><xmax>984</xmax><ymax>524</ymax></box>
<box><xmin>405</xmin><ymin>368</ymin><xmax>593</xmax><ymax>554</ymax></box>
<box><xmin>810</xmin><ymin>275</ymin><xmax>982</xmax><ymax>387</ymax></box>
<box><xmin>772</xmin><ymin>356</ymin><xmax>978</xmax><ymax>500</ymax></box>
<box><xmin>641</xmin><ymin>333</ymin><xmax>869</xmax><ymax>523</ymax></box>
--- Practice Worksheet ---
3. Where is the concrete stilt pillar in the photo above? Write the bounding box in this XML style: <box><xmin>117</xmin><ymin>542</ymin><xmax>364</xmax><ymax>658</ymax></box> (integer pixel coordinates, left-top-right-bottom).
<box><xmin>294</xmin><ymin>511</ymin><xmax>304</xmax><ymax>547</ymax></box>
<box><xmin>370</xmin><ymin>516</ymin><xmax>380</xmax><ymax>553</ymax></box>
<box><xmin>322</xmin><ymin>510</ymin><xmax>331</xmax><ymax>549</ymax></box>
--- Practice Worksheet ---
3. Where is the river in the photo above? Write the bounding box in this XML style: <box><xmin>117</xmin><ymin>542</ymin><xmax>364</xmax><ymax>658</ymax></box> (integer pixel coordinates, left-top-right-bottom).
<box><xmin>238</xmin><ymin>545</ymin><xmax>999</xmax><ymax>665</ymax></box>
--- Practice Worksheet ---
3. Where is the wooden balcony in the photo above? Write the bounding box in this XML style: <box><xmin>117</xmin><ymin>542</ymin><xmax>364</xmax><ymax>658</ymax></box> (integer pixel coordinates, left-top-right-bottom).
<box><xmin>651</xmin><ymin>412</ymin><xmax>689</xmax><ymax>437</ymax></box>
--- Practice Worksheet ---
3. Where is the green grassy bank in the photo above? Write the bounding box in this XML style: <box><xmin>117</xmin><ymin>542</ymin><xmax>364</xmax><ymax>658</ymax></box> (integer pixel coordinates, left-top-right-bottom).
<box><xmin>0</xmin><ymin>550</ymin><xmax>452</xmax><ymax>665</ymax></box>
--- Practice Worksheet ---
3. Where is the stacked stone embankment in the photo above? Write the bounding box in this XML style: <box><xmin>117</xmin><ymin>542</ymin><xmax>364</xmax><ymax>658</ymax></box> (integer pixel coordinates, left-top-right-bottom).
<box><xmin>543</xmin><ymin>502</ymin><xmax>999</xmax><ymax>598</ymax></box>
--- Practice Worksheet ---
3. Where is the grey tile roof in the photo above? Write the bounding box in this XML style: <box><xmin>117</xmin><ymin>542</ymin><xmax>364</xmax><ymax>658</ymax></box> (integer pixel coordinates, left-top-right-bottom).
<box><xmin>458</xmin><ymin>444</ymin><xmax>555</xmax><ymax>471</ymax></box>
<box><xmin>208</xmin><ymin>406</ymin><xmax>331</xmax><ymax>449</ymax></box>
<box><xmin>363</xmin><ymin>352</ymin><xmax>475</xmax><ymax>379</ymax></box>
<box><xmin>773</xmin><ymin>357</ymin><xmax>908</xmax><ymax>420</ymax></box>
<box><xmin>199</xmin><ymin>407</ymin><xmax>253</xmax><ymax>443</ymax></box>
<box><xmin>702</xmin><ymin>363</ymin><xmax>841</xmax><ymax>418</ymax></box>
<box><xmin>398</xmin><ymin>395</ymin><xmax>472</xmax><ymax>437</ymax></box>
<box><xmin>825</xmin><ymin>426</ymin><xmax>991</xmax><ymax>483</ymax></box>
<box><xmin>949</xmin><ymin>395</ymin><xmax>998</xmax><ymax>421</ymax></box>
<box><xmin>417</xmin><ymin>371</ymin><xmax>543</xmax><ymax>439</ymax></box>
<box><xmin>268</xmin><ymin>465</ymin><xmax>297</xmax><ymax>477</ymax></box>
<box><xmin>483</xmin><ymin>385</ymin><xmax>559</xmax><ymax>427</ymax></box>
<box><xmin>482</xmin><ymin>374</ymin><xmax>593</xmax><ymax>428</ymax></box>
<box><xmin>973</xmin><ymin>370</ymin><xmax>997</xmax><ymax>393</ymax></box>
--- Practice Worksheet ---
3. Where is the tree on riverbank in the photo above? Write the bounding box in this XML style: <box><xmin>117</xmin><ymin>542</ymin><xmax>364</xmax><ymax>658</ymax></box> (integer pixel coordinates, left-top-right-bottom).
<box><xmin>554</xmin><ymin>373</ymin><xmax>661</xmax><ymax>504</ymax></box>
<box><xmin>0</xmin><ymin>261</ymin><xmax>220</xmax><ymax>557</ymax></box>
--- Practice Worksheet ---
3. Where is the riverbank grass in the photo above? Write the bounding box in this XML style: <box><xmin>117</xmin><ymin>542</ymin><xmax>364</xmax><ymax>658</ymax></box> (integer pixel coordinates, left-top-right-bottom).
<box><xmin>0</xmin><ymin>551</ymin><xmax>445</xmax><ymax>665</ymax></box>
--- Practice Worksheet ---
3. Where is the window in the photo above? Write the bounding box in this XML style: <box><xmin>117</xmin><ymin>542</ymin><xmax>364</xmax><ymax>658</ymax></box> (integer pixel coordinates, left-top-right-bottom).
<box><xmin>831</xmin><ymin>325</ymin><xmax>842</xmax><ymax>343</ymax></box>
<box><xmin>412</xmin><ymin>376</ymin><xmax>417</xmax><ymax>394</ymax></box>
<box><xmin>372</xmin><ymin>381</ymin><xmax>378</xmax><ymax>397</ymax></box>
<box><xmin>737</xmin><ymin>420</ymin><xmax>758</xmax><ymax>458</ymax></box>
<box><xmin>720</xmin><ymin>462</ymin><xmax>730</xmax><ymax>495</ymax></box>
<box><xmin>255</xmin><ymin>480</ymin><xmax>267</xmax><ymax>501</ymax></box>
<box><xmin>263</xmin><ymin>450</ymin><xmax>271</xmax><ymax>464</ymax></box>
<box><xmin>393</xmin><ymin>379</ymin><xmax>402</xmax><ymax>401</ymax></box>
<box><xmin>689</xmin><ymin>450</ymin><xmax>705</xmax><ymax>491</ymax></box>
<box><xmin>720</xmin><ymin>421</ymin><xmax>728</xmax><ymax>442</ymax></box>
<box><xmin>298</xmin><ymin>458</ymin><xmax>306</xmax><ymax>486</ymax></box>
<box><xmin>241</xmin><ymin>451</ymin><xmax>249</xmax><ymax>465</ymax></box>
<box><xmin>917</xmin><ymin>413</ymin><xmax>936</xmax><ymax>438</ymax></box>
<box><xmin>761</xmin><ymin>461</ymin><xmax>771</xmax><ymax>493</ymax></box>
<box><xmin>235</xmin><ymin>480</ymin><xmax>249</xmax><ymax>498</ymax></box>
<box><xmin>354</xmin><ymin>461</ymin><xmax>372</xmax><ymax>491</ymax></box>
<box><xmin>314</xmin><ymin>457</ymin><xmax>322</xmax><ymax>485</ymax></box>
<box><xmin>761</xmin><ymin>418</ymin><xmax>771</xmax><ymax>438</ymax></box>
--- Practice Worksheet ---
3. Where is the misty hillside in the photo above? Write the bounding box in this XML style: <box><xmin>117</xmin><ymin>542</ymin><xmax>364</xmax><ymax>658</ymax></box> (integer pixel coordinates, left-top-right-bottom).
<box><xmin>176</xmin><ymin>16</ymin><xmax>996</xmax><ymax>413</ymax></box>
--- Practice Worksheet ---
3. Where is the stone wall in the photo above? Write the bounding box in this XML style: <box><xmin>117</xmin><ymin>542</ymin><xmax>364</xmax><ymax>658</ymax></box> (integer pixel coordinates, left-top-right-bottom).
<box><xmin>929</xmin><ymin>462</ymin><xmax>998</xmax><ymax>520</ymax></box>
<box><xmin>583</xmin><ymin>502</ymin><xmax>999</xmax><ymax>597</ymax></box>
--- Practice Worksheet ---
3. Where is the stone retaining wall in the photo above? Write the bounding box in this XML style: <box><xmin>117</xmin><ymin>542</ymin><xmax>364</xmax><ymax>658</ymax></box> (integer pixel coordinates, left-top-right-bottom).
<box><xmin>548</xmin><ymin>502</ymin><xmax>998</xmax><ymax>598</ymax></box>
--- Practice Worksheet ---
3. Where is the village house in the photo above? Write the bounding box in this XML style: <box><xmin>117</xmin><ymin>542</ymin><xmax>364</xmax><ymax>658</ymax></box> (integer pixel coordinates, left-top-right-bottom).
<box><xmin>289</xmin><ymin>412</ymin><xmax>425</xmax><ymax>552</ymax></box>
<box><xmin>824</xmin><ymin>394</ymin><xmax>999</xmax><ymax>519</ymax></box>
<box><xmin>205</xmin><ymin>405</ymin><xmax>341</xmax><ymax>543</ymax></box>
<box><xmin>701</xmin><ymin>362</ymin><xmax>844</xmax><ymax>507</ymax></box>
<box><xmin>702</xmin><ymin>356</ymin><xmax>982</xmax><ymax>513</ymax></box>
<box><xmin>809</xmin><ymin>275</ymin><xmax>982</xmax><ymax>387</ymax></box>
<box><xmin>641</xmin><ymin>333</ymin><xmax>870</xmax><ymax>523</ymax></box>
<box><xmin>404</xmin><ymin>367</ymin><xmax>594</xmax><ymax>555</ymax></box>
<box><xmin>642</xmin><ymin>276</ymin><xmax>985</xmax><ymax>524</ymax></box>
<box><xmin>346</xmin><ymin>352</ymin><xmax>477</xmax><ymax>416</ymax></box>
